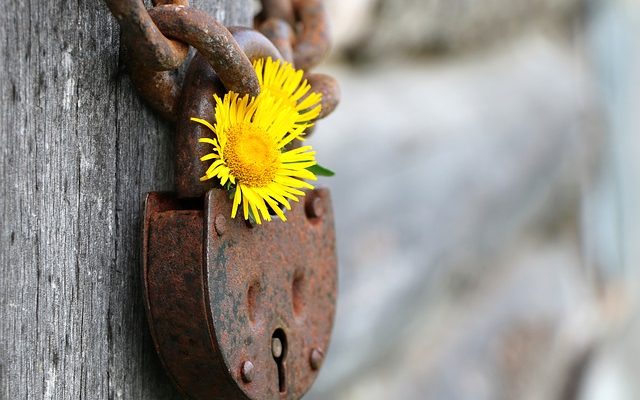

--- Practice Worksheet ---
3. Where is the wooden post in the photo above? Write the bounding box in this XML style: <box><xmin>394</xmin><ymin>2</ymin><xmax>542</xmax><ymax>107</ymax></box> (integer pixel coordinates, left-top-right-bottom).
<box><xmin>0</xmin><ymin>0</ymin><xmax>251</xmax><ymax>398</ymax></box>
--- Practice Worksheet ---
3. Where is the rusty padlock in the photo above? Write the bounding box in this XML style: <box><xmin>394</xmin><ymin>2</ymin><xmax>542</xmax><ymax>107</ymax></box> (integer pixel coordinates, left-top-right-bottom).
<box><xmin>141</xmin><ymin>20</ymin><xmax>338</xmax><ymax>400</ymax></box>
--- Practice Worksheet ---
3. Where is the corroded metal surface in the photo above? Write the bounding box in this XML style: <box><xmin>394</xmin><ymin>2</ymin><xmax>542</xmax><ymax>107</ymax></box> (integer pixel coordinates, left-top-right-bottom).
<box><xmin>148</xmin><ymin>5</ymin><xmax>260</xmax><ymax>97</ymax></box>
<box><xmin>125</xmin><ymin>6</ymin><xmax>267</xmax><ymax>120</ymax></box>
<box><xmin>175</xmin><ymin>54</ymin><xmax>223</xmax><ymax>198</ymax></box>
<box><xmin>258</xmin><ymin>18</ymin><xmax>295</xmax><ymax>64</ymax></box>
<box><xmin>143</xmin><ymin>194</ymin><xmax>242</xmax><ymax>399</ymax></box>
<box><xmin>142</xmin><ymin>188</ymin><xmax>337</xmax><ymax>399</ymax></box>
<box><xmin>256</xmin><ymin>0</ymin><xmax>339</xmax><ymax>120</ymax></box>
<box><xmin>229</xmin><ymin>27</ymin><xmax>284</xmax><ymax>63</ymax></box>
<box><xmin>109</xmin><ymin>0</ymin><xmax>339</xmax><ymax>122</ymax></box>
<box><xmin>258</xmin><ymin>0</ymin><xmax>295</xmax><ymax>25</ymax></box>
<box><xmin>306</xmin><ymin>73</ymin><xmax>340</xmax><ymax>120</ymax></box>
<box><xmin>127</xmin><ymin>67</ymin><xmax>182</xmax><ymax>122</ymax></box>
<box><xmin>258</xmin><ymin>0</ymin><xmax>331</xmax><ymax>71</ymax></box>
<box><xmin>292</xmin><ymin>0</ymin><xmax>331</xmax><ymax>71</ymax></box>
<box><xmin>106</xmin><ymin>0</ymin><xmax>191</xmax><ymax>121</ymax></box>
<box><xmin>105</xmin><ymin>0</ymin><xmax>189</xmax><ymax>70</ymax></box>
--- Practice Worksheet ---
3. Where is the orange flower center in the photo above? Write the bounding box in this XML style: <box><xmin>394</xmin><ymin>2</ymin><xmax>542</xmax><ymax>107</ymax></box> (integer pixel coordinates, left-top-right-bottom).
<box><xmin>224</xmin><ymin>123</ymin><xmax>279</xmax><ymax>187</ymax></box>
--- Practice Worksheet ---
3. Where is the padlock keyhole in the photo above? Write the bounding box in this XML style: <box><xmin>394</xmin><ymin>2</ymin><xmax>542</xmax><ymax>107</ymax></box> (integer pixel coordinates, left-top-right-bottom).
<box><xmin>272</xmin><ymin>329</ymin><xmax>288</xmax><ymax>393</ymax></box>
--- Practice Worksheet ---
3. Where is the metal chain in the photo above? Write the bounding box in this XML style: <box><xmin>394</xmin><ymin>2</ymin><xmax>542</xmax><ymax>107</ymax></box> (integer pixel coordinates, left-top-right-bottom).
<box><xmin>105</xmin><ymin>0</ymin><xmax>339</xmax><ymax>122</ymax></box>
<box><xmin>256</xmin><ymin>0</ymin><xmax>330</xmax><ymax>71</ymax></box>
<box><xmin>105</xmin><ymin>0</ymin><xmax>189</xmax><ymax>70</ymax></box>
<box><xmin>256</xmin><ymin>0</ymin><xmax>338</xmax><ymax>120</ymax></box>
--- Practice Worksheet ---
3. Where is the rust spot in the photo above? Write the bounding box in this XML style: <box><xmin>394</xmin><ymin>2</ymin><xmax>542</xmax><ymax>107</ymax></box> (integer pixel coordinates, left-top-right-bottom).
<box><xmin>247</xmin><ymin>281</ymin><xmax>261</xmax><ymax>323</ymax></box>
<box><xmin>292</xmin><ymin>270</ymin><xmax>305</xmax><ymax>316</ymax></box>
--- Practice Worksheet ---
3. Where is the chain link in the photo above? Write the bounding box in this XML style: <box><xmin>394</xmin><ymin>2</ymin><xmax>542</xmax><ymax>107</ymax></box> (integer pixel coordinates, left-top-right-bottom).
<box><xmin>105</xmin><ymin>0</ymin><xmax>339</xmax><ymax>121</ymax></box>
<box><xmin>105</xmin><ymin>0</ymin><xmax>189</xmax><ymax>70</ymax></box>
<box><xmin>257</xmin><ymin>0</ymin><xmax>331</xmax><ymax>71</ymax></box>
<box><xmin>257</xmin><ymin>0</ymin><xmax>338</xmax><ymax>119</ymax></box>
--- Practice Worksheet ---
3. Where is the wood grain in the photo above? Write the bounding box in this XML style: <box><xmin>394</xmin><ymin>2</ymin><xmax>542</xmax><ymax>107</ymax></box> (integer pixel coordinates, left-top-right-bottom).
<box><xmin>0</xmin><ymin>0</ymin><xmax>251</xmax><ymax>398</ymax></box>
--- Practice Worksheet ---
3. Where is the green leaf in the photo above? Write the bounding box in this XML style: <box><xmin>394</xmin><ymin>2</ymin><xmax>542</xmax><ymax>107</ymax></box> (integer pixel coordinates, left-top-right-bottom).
<box><xmin>247</xmin><ymin>208</ymin><xmax>258</xmax><ymax>225</ymax></box>
<box><xmin>307</xmin><ymin>163</ymin><xmax>336</xmax><ymax>177</ymax></box>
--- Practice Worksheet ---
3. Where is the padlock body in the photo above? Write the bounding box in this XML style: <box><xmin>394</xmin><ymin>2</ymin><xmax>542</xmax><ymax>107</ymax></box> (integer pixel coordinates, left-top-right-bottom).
<box><xmin>142</xmin><ymin>189</ymin><xmax>337</xmax><ymax>400</ymax></box>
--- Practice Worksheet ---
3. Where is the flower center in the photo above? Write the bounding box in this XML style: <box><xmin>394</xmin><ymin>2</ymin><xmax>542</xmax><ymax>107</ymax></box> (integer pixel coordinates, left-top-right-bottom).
<box><xmin>224</xmin><ymin>123</ymin><xmax>279</xmax><ymax>187</ymax></box>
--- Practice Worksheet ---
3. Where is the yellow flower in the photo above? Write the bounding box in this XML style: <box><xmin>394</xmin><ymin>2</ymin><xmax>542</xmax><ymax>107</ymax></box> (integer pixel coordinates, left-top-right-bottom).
<box><xmin>192</xmin><ymin>92</ymin><xmax>318</xmax><ymax>224</ymax></box>
<box><xmin>254</xmin><ymin>57</ymin><xmax>322</xmax><ymax>135</ymax></box>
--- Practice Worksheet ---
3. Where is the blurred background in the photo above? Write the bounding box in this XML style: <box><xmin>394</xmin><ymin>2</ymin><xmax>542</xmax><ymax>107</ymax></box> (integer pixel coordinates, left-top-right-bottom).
<box><xmin>301</xmin><ymin>0</ymin><xmax>640</xmax><ymax>399</ymax></box>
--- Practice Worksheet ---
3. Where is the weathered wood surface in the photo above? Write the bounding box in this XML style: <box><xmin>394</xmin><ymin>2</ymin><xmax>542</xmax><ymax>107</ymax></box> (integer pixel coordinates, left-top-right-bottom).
<box><xmin>0</xmin><ymin>0</ymin><xmax>250</xmax><ymax>398</ymax></box>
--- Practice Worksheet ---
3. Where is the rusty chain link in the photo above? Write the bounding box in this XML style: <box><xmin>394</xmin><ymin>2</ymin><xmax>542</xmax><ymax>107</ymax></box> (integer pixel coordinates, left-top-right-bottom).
<box><xmin>105</xmin><ymin>0</ymin><xmax>339</xmax><ymax>122</ymax></box>
<box><xmin>256</xmin><ymin>0</ymin><xmax>339</xmax><ymax>120</ymax></box>
<box><xmin>105</xmin><ymin>0</ymin><xmax>189</xmax><ymax>70</ymax></box>
<box><xmin>256</xmin><ymin>0</ymin><xmax>330</xmax><ymax>70</ymax></box>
